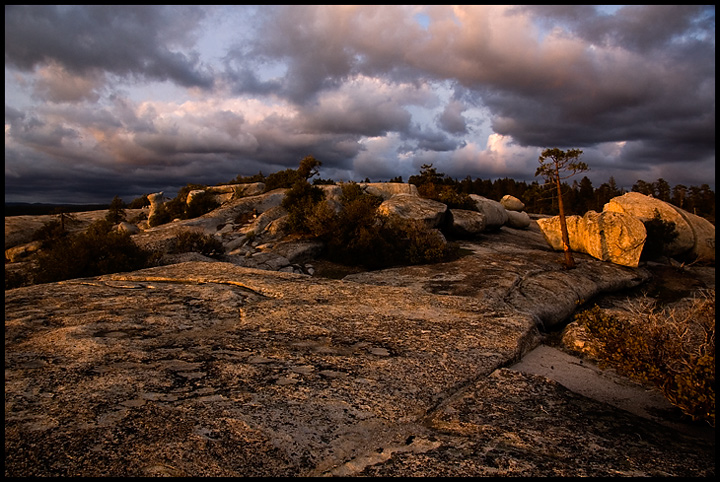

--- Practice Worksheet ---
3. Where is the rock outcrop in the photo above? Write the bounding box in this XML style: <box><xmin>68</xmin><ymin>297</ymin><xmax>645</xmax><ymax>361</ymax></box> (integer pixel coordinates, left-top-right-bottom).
<box><xmin>447</xmin><ymin>209</ymin><xmax>486</xmax><ymax>237</ymax></box>
<box><xmin>361</xmin><ymin>182</ymin><xmax>419</xmax><ymax>200</ymax></box>
<box><xmin>376</xmin><ymin>194</ymin><xmax>448</xmax><ymax>228</ymax></box>
<box><xmin>505</xmin><ymin>209</ymin><xmax>531</xmax><ymax>229</ymax></box>
<box><xmin>500</xmin><ymin>194</ymin><xmax>525</xmax><ymax>212</ymax></box>
<box><xmin>604</xmin><ymin>192</ymin><xmax>715</xmax><ymax>262</ymax></box>
<box><xmin>6</xmin><ymin>223</ymin><xmax>714</xmax><ymax>477</ymax></box>
<box><xmin>147</xmin><ymin>192</ymin><xmax>165</xmax><ymax>220</ymax></box>
<box><xmin>536</xmin><ymin>210</ymin><xmax>647</xmax><ymax>267</ymax></box>
<box><xmin>469</xmin><ymin>194</ymin><xmax>508</xmax><ymax>229</ymax></box>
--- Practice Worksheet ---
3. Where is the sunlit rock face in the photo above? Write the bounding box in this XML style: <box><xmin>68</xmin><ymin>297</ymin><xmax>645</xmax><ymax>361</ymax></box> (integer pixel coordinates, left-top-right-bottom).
<box><xmin>8</xmin><ymin>215</ymin><xmax>715</xmax><ymax>477</ymax></box>
<box><xmin>536</xmin><ymin>210</ymin><xmax>647</xmax><ymax>268</ymax></box>
<box><xmin>376</xmin><ymin>194</ymin><xmax>448</xmax><ymax>228</ymax></box>
<box><xmin>604</xmin><ymin>192</ymin><xmax>715</xmax><ymax>262</ymax></box>
<box><xmin>500</xmin><ymin>194</ymin><xmax>525</xmax><ymax>212</ymax></box>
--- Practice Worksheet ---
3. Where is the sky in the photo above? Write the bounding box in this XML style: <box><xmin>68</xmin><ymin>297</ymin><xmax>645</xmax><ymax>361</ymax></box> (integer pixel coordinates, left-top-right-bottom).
<box><xmin>4</xmin><ymin>5</ymin><xmax>716</xmax><ymax>204</ymax></box>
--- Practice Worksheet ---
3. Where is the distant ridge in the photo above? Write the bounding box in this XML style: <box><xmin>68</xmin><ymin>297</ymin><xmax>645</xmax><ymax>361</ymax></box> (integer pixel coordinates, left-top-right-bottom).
<box><xmin>5</xmin><ymin>202</ymin><xmax>110</xmax><ymax>217</ymax></box>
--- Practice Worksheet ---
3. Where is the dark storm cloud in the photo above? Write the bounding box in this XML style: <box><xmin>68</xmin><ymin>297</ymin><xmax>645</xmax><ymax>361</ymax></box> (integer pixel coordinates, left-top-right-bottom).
<box><xmin>4</xmin><ymin>5</ymin><xmax>715</xmax><ymax>204</ymax></box>
<box><xmin>4</xmin><ymin>5</ymin><xmax>213</xmax><ymax>89</ymax></box>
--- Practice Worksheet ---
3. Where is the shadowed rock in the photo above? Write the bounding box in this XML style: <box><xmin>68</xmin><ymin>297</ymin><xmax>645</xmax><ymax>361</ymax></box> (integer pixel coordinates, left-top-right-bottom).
<box><xmin>604</xmin><ymin>192</ymin><xmax>715</xmax><ymax>262</ymax></box>
<box><xmin>469</xmin><ymin>194</ymin><xmax>508</xmax><ymax>229</ymax></box>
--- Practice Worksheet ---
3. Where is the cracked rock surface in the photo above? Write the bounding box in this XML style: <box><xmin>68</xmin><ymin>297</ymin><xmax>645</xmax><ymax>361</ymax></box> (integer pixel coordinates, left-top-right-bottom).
<box><xmin>5</xmin><ymin>225</ymin><xmax>714</xmax><ymax>477</ymax></box>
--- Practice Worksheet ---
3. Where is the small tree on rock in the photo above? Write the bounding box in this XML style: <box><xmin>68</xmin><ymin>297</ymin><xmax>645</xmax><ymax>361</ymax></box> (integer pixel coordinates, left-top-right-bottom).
<box><xmin>536</xmin><ymin>148</ymin><xmax>588</xmax><ymax>269</ymax></box>
<box><xmin>105</xmin><ymin>196</ymin><xmax>127</xmax><ymax>225</ymax></box>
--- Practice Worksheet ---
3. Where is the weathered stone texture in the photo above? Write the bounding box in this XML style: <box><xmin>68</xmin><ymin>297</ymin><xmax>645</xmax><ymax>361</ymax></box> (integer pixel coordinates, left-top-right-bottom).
<box><xmin>377</xmin><ymin>194</ymin><xmax>448</xmax><ymax>228</ymax></box>
<box><xmin>537</xmin><ymin>210</ymin><xmax>647</xmax><ymax>267</ymax></box>
<box><xmin>500</xmin><ymin>194</ymin><xmax>525</xmax><ymax>211</ymax></box>
<box><xmin>469</xmin><ymin>194</ymin><xmax>508</xmax><ymax>229</ymax></box>
<box><xmin>4</xmin><ymin>203</ymin><xmax>714</xmax><ymax>477</ymax></box>
<box><xmin>604</xmin><ymin>191</ymin><xmax>715</xmax><ymax>261</ymax></box>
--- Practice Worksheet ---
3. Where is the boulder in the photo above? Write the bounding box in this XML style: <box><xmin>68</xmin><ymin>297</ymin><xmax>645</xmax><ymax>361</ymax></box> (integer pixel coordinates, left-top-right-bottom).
<box><xmin>231</xmin><ymin>182</ymin><xmax>266</xmax><ymax>198</ymax></box>
<box><xmin>360</xmin><ymin>182</ymin><xmax>419</xmax><ymax>200</ymax></box>
<box><xmin>603</xmin><ymin>192</ymin><xmax>691</xmax><ymax>257</ymax></box>
<box><xmin>505</xmin><ymin>210</ymin><xmax>531</xmax><ymax>229</ymax></box>
<box><xmin>377</xmin><ymin>194</ymin><xmax>448</xmax><ymax>228</ymax></box>
<box><xmin>680</xmin><ymin>211</ymin><xmax>716</xmax><ymax>262</ymax></box>
<box><xmin>537</xmin><ymin>210</ymin><xmax>647</xmax><ymax>267</ymax></box>
<box><xmin>115</xmin><ymin>221</ymin><xmax>140</xmax><ymax>235</ymax></box>
<box><xmin>317</xmin><ymin>183</ymin><xmax>419</xmax><ymax>204</ymax></box>
<box><xmin>500</xmin><ymin>194</ymin><xmax>525</xmax><ymax>212</ymax></box>
<box><xmin>469</xmin><ymin>195</ymin><xmax>508</xmax><ymax>229</ymax></box>
<box><xmin>186</xmin><ymin>189</ymin><xmax>206</xmax><ymax>205</ymax></box>
<box><xmin>5</xmin><ymin>240</ymin><xmax>43</xmax><ymax>263</ymax></box>
<box><xmin>317</xmin><ymin>184</ymin><xmax>343</xmax><ymax>204</ymax></box>
<box><xmin>447</xmin><ymin>209</ymin><xmax>486</xmax><ymax>237</ymax></box>
<box><xmin>147</xmin><ymin>192</ymin><xmax>165</xmax><ymax>220</ymax></box>
<box><xmin>208</xmin><ymin>184</ymin><xmax>240</xmax><ymax>194</ymax></box>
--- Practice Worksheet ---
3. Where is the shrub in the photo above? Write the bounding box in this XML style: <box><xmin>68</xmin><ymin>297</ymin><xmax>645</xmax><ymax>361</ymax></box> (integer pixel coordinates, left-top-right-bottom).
<box><xmin>147</xmin><ymin>184</ymin><xmax>212</xmax><ymax>226</ymax></box>
<box><xmin>105</xmin><ymin>196</ymin><xmax>127</xmax><ymax>225</ymax></box>
<box><xmin>148</xmin><ymin>202</ymin><xmax>173</xmax><ymax>227</ymax></box>
<box><xmin>435</xmin><ymin>185</ymin><xmax>476</xmax><ymax>210</ymax></box>
<box><xmin>281</xmin><ymin>179</ymin><xmax>326</xmax><ymax>233</ymax></box>
<box><xmin>32</xmin><ymin>219</ymin><xmax>67</xmax><ymax>245</ymax></box>
<box><xmin>640</xmin><ymin>209</ymin><xmax>678</xmax><ymax>261</ymax></box>
<box><xmin>263</xmin><ymin>156</ymin><xmax>322</xmax><ymax>192</ymax></box>
<box><xmin>127</xmin><ymin>194</ymin><xmax>150</xmax><ymax>209</ymax></box>
<box><xmin>186</xmin><ymin>191</ymin><xmax>220</xmax><ymax>219</ymax></box>
<box><xmin>263</xmin><ymin>168</ymin><xmax>301</xmax><ymax>192</ymax></box>
<box><xmin>306</xmin><ymin>182</ymin><xmax>455</xmax><ymax>269</ymax></box>
<box><xmin>168</xmin><ymin>231</ymin><xmax>224</xmax><ymax>258</ymax></box>
<box><xmin>231</xmin><ymin>172</ymin><xmax>265</xmax><ymax>184</ymax></box>
<box><xmin>575</xmin><ymin>291</ymin><xmax>715</xmax><ymax>426</ymax></box>
<box><xmin>32</xmin><ymin>220</ymin><xmax>158</xmax><ymax>284</ymax></box>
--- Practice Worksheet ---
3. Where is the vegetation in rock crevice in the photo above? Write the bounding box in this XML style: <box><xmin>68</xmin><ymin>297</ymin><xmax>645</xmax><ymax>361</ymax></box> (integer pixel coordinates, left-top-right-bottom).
<box><xmin>574</xmin><ymin>291</ymin><xmax>715</xmax><ymax>427</ymax></box>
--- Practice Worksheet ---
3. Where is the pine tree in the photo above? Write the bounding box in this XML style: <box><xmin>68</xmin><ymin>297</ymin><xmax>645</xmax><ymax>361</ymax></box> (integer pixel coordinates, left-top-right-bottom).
<box><xmin>536</xmin><ymin>148</ymin><xmax>589</xmax><ymax>269</ymax></box>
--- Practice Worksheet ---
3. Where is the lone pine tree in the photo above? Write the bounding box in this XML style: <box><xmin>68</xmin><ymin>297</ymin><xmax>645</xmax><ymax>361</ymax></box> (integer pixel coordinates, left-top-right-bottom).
<box><xmin>536</xmin><ymin>148</ymin><xmax>589</xmax><ymax>269</ymax></box>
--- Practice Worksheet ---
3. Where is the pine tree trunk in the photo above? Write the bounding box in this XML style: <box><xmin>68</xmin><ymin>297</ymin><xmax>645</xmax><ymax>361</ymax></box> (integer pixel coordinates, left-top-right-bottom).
<box><xmin>555</xmin><ymin>171</ymin><xmax>576</xmax><ymax>269</ymax></box>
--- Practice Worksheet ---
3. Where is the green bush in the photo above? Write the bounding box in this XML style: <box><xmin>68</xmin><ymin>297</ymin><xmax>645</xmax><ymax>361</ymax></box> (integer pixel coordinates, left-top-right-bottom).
<box><xmin>263</xmin><ymin>168</ymin><xmax>301</xmax><ymax>192</ymax></box>
<box><xmin>575</xmin><ymin>292</ymin><xmax>715</xmax><ymax>426</ymax></box>
<box><xmin>281</xmin><ymin>179</ymin><xmax>326</xmax><ymax>233</ymax></box>
<box><xmin>263</xmin><ymin>156</ymin><xmax>322</xmax><ymax>192</ymax></box>
<box><xmin>168</xmin><ymin>231</ymin><xmax>224</xmax><ymax>258</ymax></box>
<box><xmin>32</xmin><ymin>220</ymin><xmax>158</xmax><ymax>284</ymax></box>
<box><xmin>435</xmin><ymin>185</ymin><xmax>476</xmax><ymax>210</ymax></box>
<box><xmin>306</xmin><ymin>182</ymin><xmax>455</xmax><ymax>269</ymax></box>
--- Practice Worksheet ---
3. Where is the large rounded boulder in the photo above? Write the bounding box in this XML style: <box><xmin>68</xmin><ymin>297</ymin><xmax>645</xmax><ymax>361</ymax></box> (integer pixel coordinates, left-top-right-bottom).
<box><xmin>604</xmin><ymin>192</ymin><xmax>714</xmax><ymax>262</ymax></box>
<box><xmin>377</xmin><ymin>194</ymin><xmax>448</xmax><ymax>228</ymax></box>
<box><xmin>537</xmin><ymin>210</ymin><xmax>647</xmax><ymax>267</ymax></box>
<box><xmin>469</xmin><ymin>195</ymin><xmax>508</xmax><ymax>229</ymax></box>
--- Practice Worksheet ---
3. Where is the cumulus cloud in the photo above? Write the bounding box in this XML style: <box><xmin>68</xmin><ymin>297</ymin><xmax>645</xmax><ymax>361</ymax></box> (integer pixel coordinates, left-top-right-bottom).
<box><xmin>4</xmin><ymin>5</ymin><xmax>715</xmax><ymax>203</ymax></box>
